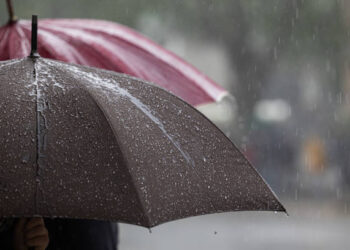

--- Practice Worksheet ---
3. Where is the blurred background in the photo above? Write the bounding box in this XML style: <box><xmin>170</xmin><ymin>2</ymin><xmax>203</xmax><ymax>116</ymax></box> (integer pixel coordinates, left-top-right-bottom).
<box><xmin>1</xmin><ymin>0</ymin><xmax>350</xmax><ymax>249</ymax></box>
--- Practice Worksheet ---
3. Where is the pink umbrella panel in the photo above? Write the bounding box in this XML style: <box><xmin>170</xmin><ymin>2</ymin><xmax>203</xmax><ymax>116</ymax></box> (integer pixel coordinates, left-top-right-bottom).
<box><xmin>0</xmin><ymin>19</ymin><xmax>227</xmax><ymax>107</ymax></box>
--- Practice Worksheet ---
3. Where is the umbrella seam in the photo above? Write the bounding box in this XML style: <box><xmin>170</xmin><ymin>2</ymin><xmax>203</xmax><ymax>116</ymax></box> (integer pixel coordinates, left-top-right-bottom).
<box><xmin>32</xmin><ymin>59</ymin><xmax>39</xmax><ymax>214</ymax></box>
<box><xmin>34</xmin><ymin>60</ymin><xmax>54</xmax><ymax>216</ymax></box>
<box><xmin>82</xmin><ymin>88</ymin><xmax>153</xmax><ymax>227</ymax></box>
<box><xmin>36</xmin><ymin>25</ymin><xmax>129</xmax><ymax>72</ymax></box>
<box><xmin>141</xmin><ymin>75</ymin><xmax>286</xmax><ymax>212</ymax></box>
<box><xmin>12</xmin><ymin>22</ymin><xmax>30</xmax><ymax>56</ymax></box>
<box><xmin>20</xmin><ymin>25</ymin><xmax>91</xmax><ymax>65</ymax></box>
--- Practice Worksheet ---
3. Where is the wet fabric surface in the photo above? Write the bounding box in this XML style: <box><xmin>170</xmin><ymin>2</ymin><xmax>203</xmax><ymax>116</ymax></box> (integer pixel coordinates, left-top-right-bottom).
<box><xmin>0</xmin><ymin>57</ymin><xmax>285</xmax><ymax>227</ymax></box>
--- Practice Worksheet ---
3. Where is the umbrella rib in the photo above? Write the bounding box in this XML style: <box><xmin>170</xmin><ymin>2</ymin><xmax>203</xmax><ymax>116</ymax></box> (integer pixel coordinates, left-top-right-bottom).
<box><xmin>111</xmin><ymin>86</ymin><xmax>223</xmax><ymax>217</ymax></box>
<box><xmin>37</xmin><ymin>25</ymin><xmax>125</xmax><ymax>70</ymax></box>
<box><xmin>32</xmin><ymin>60</ymin><xmax>50</xmax><ymax>215</ymax></box>
<box><xmin>12</xmin><ymin>23</ymin><xmax>30</xmax><ymax>56</ymax></box>
<box><xmin>0</xmin><ymin>28</ymin><xmax>11</xmax><ymax>59</ymax></box>
<box><xmin>44</xmin><ymin>59</ymin><xmax>196</xmax><ymax>168</ymax></box>
<box><xmin>82</xmin><ymin>88</ymin><xmax>153</xmax><ymax>227</ymax></box>
<box><xmin>114</xmin><ymin>85</ymin><xmax>196</xmax><ymax>168</ymax></box>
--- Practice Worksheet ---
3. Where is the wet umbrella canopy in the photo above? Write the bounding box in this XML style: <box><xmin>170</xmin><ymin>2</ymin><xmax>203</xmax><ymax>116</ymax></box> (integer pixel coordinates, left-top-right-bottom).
<box><xmin>0</xmin><ymin>16</ymin><xmax>285</xmax><ymax>227</ymax></box>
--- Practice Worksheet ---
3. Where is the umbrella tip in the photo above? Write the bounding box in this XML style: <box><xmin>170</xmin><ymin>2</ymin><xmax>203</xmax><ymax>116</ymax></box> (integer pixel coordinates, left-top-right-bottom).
<box><xmin>29</xmin><ymin>15</ymin><xmax>40</xmax><ymax>58</ymax></box>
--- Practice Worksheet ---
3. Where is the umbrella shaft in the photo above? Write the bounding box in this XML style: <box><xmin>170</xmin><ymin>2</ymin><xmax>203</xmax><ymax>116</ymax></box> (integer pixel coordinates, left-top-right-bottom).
<box><xmin>30</xmin><ymin>15</ymin><xmax>39</xmax><ymax>58</ymax></box>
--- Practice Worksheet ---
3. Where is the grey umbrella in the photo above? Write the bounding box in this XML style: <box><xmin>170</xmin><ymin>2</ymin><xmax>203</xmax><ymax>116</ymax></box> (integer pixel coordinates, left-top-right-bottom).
<box><xmin>0</xmin><ymin>16</ymin><xmax>285</xmax><ymax>228</ymax></box>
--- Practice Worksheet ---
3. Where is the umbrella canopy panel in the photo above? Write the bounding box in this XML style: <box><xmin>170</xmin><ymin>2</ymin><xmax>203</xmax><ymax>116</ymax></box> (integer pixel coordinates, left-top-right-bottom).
<box><xmin>0</xmin><ymin>59</ymin><xmax>37</xmax><ymax>217</ymax></box>
<box><xmin>0</xmin><ymin>19</ymin><xmax>227</xmax><ymax>107</ymax></box>
<box><xmin>0</xmin><ymin>58</ymin><xmax>284</xmax><ymax>227</ymax></box>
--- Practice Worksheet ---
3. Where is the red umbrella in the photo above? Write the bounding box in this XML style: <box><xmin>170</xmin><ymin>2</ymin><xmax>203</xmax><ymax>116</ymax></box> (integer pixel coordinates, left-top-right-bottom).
<box><xmin>0</xmin><ymin>3</ymin><xmax>227</xmax><ymax>107</ymax></box>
